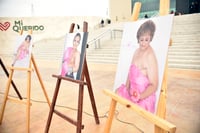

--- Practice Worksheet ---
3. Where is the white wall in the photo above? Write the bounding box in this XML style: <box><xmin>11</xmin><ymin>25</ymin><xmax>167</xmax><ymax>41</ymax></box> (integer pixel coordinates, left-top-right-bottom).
<box><xmin>0</xmin><ymin>0</ymin><xmax>133</xmax><ymax>22</ymax></box>
<box><xmin>0</xmin><ymin>0</ymin><xmax>32</xmax><ymax>17</ymax></box>
<box><xmin>0</xmin><ymin>0</ymin><xmax>110</xmax><ymax>53</ymax></box>
<box><xmin>0</xmin><ymin>0</ymin><xmax>109</xmax><ymax>17</ymax></box>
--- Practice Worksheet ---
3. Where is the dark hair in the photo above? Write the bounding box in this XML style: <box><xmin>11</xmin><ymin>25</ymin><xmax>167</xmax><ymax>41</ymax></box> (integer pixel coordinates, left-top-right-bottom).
<box><xmin>136</xmin><ymin>20</ymin><xmax>156</xmax><ymax>42</ymax></box>
<box><xmin>25</xmin><ymin>35</ymin><xmax>32</xmax><ymax>41</ymax></box>
<box><xmin>74</xmin><ymin>33</ymin><xmax>81</xmax><ymax>40</ymax></box>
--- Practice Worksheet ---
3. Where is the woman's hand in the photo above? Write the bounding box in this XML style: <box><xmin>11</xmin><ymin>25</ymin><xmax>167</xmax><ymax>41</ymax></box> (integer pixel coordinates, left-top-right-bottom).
<box><xmin>130</xmin><ymin>90</ymin><xmax>140</xmax><ymax>102</ymax></box>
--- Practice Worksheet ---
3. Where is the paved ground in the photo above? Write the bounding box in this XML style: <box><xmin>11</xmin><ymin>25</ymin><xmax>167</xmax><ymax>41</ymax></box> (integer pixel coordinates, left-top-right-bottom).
<box><xmin>0</xmin><ymin>57</ymin><xmax>200</xmax><ymax>133</ymax></box>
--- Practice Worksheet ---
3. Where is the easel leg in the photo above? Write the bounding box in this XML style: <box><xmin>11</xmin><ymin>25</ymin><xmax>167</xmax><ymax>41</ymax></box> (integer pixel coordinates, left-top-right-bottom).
<box><xmin>31</xmin><ymin>54</ymin><xmax>51</xmax><ymax>106</ymax></box>
<box><xmin>104</xmin><ymin>99</ymin><xmax>117</xmax><ymax>133</ymax></box>
<box><xmin>155</xmin><ymin>126</ymin><xmax>166</xmax><ymax>133</ymax></box>
<box><xmin>0</xmin><ymin>58</ymin><xmax>22</xmax><ymax>100</ymax></box>
<box><xmin>84</xmin><ymin>61</ymin><xmax>100</xmax><ymax>124</ymax></box>
<box><xmin>0</xmin><ymin>69</ymin><xmax>14</xmax><ymax>124</ymax></box>
<box><xmin>45</xmin><ymin>78</ymin><xmax>62</xmax><ymax>133</ymax></box>
<box><xmin>26</xmin><ymin>70</ymin><xmax>31</xmax><ymax>133</ymax></box>
<box><xmin>77</xmin><ymin>84</ymin><xmax>84</xmax><ymax>133</ymax></box>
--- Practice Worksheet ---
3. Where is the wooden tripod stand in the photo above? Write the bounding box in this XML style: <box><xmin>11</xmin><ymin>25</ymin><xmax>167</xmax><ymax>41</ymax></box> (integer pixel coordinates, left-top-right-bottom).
<box><xmin>0</xmin><ymin>57</ymin><xmax>22</xmax><ymax>100</ymax></box>
<box><xmin>45</xmin><ymin>21</ymin><xmax>100</xmax><ymax>133</ymax></box>
<box><xmin>103</xmin><ymin>1</ymin><xmax>176</xmax><ymax>133</ymax></box>
<box><xmin>0</xmin><ymin>53</ymin><xmax>51</xmax><ymax>133</ymax></box>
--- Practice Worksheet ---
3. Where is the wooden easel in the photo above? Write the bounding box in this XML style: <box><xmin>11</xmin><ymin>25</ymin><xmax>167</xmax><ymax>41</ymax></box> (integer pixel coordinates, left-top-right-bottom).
<box><xmin>0</xmin><ymin>31</ymin><xmax>51</xmax><ymax>133</ymax></box>
<box><xmin>45</xmin><ymin>21</ymin><xmax>100</xmax><ymax>133</ymax></box>
<box><xmin>0</xmin><ymin>58</ymin><xmax>22</xmax><ymax>100</ymax></box>
<box><xmin>103</xmin><ymin>1</ymin><xmax>176</xmax><ymax>133</ymax></box>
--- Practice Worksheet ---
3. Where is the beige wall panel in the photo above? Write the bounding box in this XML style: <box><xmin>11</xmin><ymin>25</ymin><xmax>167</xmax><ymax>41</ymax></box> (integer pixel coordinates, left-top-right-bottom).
<box><xmin>109</xmin><ymin>0</ymin><xmax>132</xmax><ymax>22</ymax></box>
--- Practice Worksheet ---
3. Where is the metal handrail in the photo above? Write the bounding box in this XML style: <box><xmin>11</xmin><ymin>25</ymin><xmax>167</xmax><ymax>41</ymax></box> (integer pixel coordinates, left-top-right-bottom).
<box><xmin>87</xmin><ymin>28</ymin><xmax>123</xmax><ymax>49</ymax></box>
<box><xmin>87</xmin><ymin>29</ymin><xmax>112</xmax><ymax>49</ymax></box>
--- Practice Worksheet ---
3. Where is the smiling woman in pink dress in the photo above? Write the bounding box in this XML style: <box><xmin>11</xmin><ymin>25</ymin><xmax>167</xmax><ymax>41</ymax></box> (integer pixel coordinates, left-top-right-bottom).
<box><xmin>61</xmin><ymin>33</ymin><xmax>81</xmax><ymax>79</ymax></box>
<box><xmin>12</xmin><ymin>35</ymin><xmax>32</xmax><ymax>66</ymax></box>
<box><xmin>117</xmin><ymin>20</ymin><xmax>158</xmax><ymax>113</ymax></box>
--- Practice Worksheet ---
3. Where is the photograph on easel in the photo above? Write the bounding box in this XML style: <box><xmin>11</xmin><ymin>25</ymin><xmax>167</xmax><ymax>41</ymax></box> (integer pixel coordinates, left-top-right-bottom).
<box><xmin>12</xmin><ymin>34</ymin><xmax>33</xmax><ymax>68</ymax></box>
<box><xmin>60</xmin><ymin>32</ymin><xmax>88</xmax><ymax>80</ymax></box>
<box><xmin>113</xmin><ymin>15</ymin><xmax>174</xmax><ymax>113</ymax></box>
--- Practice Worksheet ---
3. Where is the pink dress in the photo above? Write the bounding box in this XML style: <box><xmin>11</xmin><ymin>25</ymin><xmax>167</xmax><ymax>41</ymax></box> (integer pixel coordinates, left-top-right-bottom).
<box><xmin>17</xmin><ymin>44</ymin><xmax>29</xmax><ymax>60</ymax></box>
<box><xmin>117</xmin><ymin>64</ymin><xmax>156</xmax><ymax>113</ymax></box>
<box><xmin>61</xmin><ymin>47</ymin><xmax>73</xmax><ymax>76</ymax></box>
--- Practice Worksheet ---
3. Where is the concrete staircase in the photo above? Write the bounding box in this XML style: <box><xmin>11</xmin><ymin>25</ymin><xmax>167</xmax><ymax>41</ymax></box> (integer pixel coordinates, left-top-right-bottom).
<box><xmin>86</xmin><ymin>38</ymin><xmax>121</xmax><ymax>64</ymax></box>
<box><xmin>86</xmin><ymin>13</ymin><xmax>200</xmax><ymax>70</ymax></box>
<box><xmin>22</xmin><ymin>13</ymin><xmax>200</xmax><ymax>70</ymax></box>
<box><xmin>168</xmin><ymin>13</ymin><xmax>200</xmax><ymax>70</ymax></box>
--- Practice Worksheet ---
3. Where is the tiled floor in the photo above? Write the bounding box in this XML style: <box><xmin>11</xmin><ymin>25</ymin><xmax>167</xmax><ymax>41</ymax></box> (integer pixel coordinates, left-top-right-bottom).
<box><xmin>0</xmin><ymin>58</ymin><xmax>200</xmax><ymax>133</ymax></box>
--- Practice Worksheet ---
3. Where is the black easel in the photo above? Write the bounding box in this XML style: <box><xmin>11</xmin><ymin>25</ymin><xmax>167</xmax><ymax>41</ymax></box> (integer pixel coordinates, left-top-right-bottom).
<box><xmin>0</xmin><ymin>58</ymin><xmax>22</xmax><ymax>100</ymax></box>
<box><xmin>45</xmin><ymin>21</ymin><xmax>100</xmax><ymax>133</ymax></box>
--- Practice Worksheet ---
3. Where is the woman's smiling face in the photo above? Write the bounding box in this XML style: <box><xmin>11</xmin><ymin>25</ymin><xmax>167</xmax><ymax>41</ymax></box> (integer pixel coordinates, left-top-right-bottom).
<box><xmin>73</xmin><ymin>36</ymin><xmax>80</xmax><ymax>48</ymax></box>
<box><xmin>138</xmin><ymin>33</ymin><xmax>151</xmax><ymax>50</ymax></box>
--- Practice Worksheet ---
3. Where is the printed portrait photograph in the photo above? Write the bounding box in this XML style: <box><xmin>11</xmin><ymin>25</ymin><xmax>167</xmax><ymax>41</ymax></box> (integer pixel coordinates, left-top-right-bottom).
<box><xmin>12</xmin><ymin>34</ymin><xmax>33</xmax><ymax>68</ymax></box>
<box><xmin>113</xmin><ymin>15</ymin><xmax>174</xmax><ymax>114</ymax></box>
<box><xmin>60</xmin><ymin>32</ymin><xmax>88</xmax><ymax>80</ymax></box>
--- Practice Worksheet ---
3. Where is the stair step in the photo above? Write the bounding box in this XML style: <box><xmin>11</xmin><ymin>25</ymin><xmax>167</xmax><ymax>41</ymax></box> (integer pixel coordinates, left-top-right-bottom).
<box><xmin>86</xmin><ymin>14</ymin><xmax>200</xmax><ymax>70</ymax></box>
<box><xmin>168</xmin><ymin>63</ymin><xmax>200</xmax><ymax>70</ymax></box>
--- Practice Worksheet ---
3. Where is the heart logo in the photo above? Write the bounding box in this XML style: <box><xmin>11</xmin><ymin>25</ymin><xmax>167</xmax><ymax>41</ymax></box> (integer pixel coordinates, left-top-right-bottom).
<box><xmin>0</xmin><ymin>22</ymin><xmax>11</xmax><ymax>31</ymax></box>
